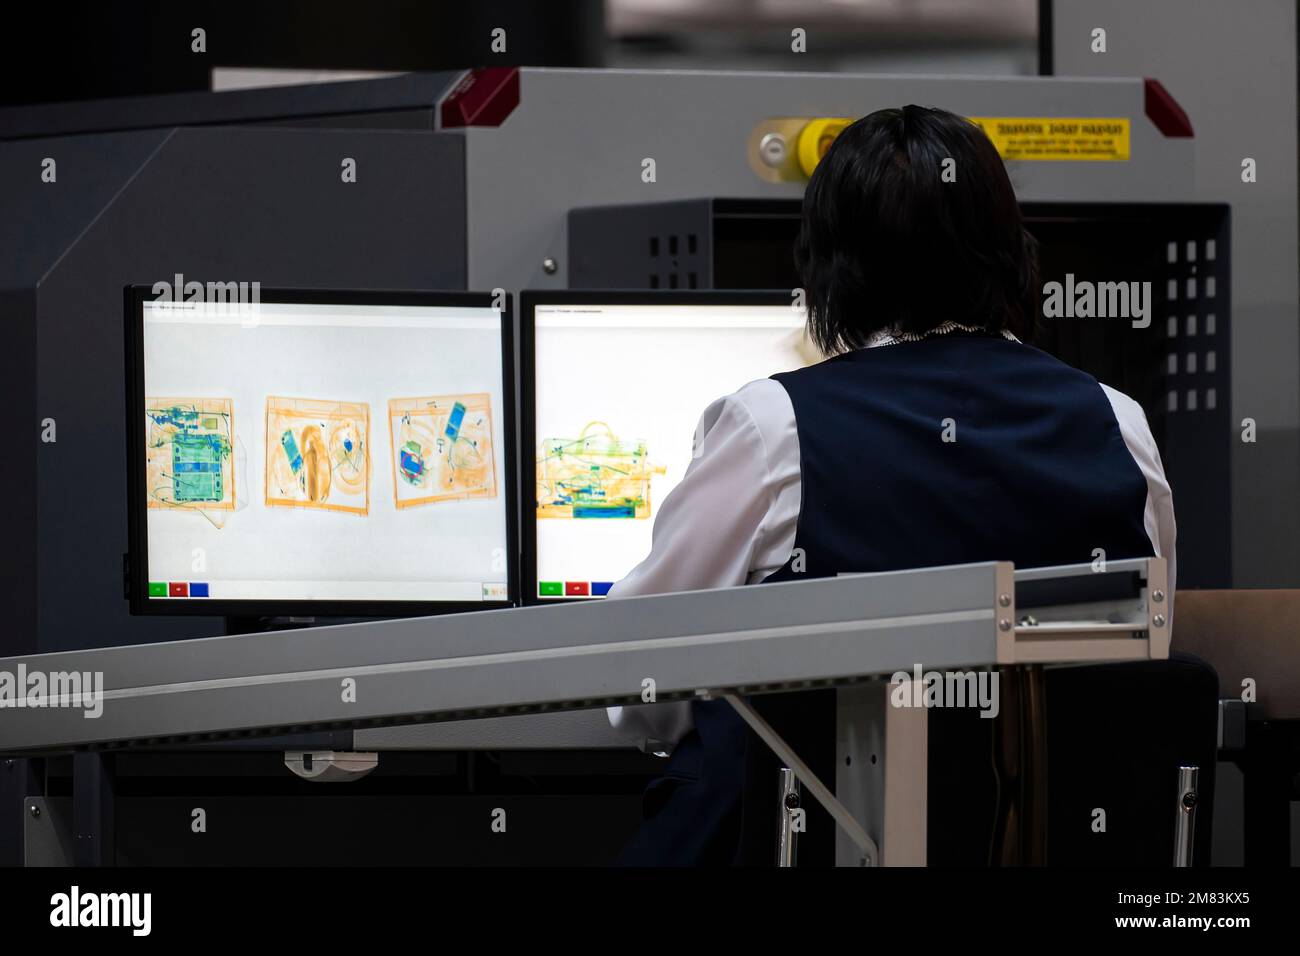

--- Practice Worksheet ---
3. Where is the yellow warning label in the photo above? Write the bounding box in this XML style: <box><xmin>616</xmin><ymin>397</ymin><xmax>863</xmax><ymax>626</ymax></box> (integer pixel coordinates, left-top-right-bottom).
<box><xmin>968</xmin><ymin>117</ymin><xmax>1130</xmax><ymax>161</ymax></box>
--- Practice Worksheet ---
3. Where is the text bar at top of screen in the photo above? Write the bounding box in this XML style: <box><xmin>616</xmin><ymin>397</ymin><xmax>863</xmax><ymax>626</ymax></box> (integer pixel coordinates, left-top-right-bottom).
<box><xmin>535</xmin><ymin>304</ymin><xmax>806</xmax><ymax>329</ymax></box>
<box><xmin>143</xmin><ymin>301</ymin><xmax>500</xmax><ymax>330</ymax></box>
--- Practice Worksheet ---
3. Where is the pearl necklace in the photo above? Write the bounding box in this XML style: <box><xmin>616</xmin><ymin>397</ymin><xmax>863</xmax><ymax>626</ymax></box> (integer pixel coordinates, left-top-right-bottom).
<box><xmin>871</xmin><ymin>320</ymin><xmax>1019</xmax><ymax>347</ymax></box>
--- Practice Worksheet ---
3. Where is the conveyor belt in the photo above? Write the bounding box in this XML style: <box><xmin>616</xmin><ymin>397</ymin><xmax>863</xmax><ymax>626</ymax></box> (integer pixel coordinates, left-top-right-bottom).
<box><xmin>0</xmin><ymin>558</ymin><xmax>1166</xmax><ymax>755</ymax></box>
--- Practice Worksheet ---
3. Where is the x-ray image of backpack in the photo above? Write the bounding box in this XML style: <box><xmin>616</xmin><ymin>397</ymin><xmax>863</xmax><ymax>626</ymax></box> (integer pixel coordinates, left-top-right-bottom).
<box><xmin>536</xmin><ymin>420</ymin><xmax>666</xmax><ymax>519</ymax></box>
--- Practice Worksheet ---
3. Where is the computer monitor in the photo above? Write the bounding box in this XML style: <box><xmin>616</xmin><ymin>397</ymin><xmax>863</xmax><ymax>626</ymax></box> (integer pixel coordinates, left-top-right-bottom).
<box><xmin>125</xmin><ymin>286</ymin><xmax>516</xmax><ymax>616</ymax></box>
<box><xmin>521</xmin><ymin>290</ymin><xmax>812</xmax><ymax>602</ymax></box>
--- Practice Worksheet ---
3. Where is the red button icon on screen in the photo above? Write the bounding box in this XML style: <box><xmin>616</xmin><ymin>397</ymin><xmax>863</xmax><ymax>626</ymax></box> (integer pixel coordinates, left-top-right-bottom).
<box><xmin>565</xmin><ymin>582</ymin><xmax>590</xmax><ymax>596</ymax></box>
<box><xmin>169</xmin><ymin>582</ymin><xmax>189</xmax><ymax>597</ymax></box>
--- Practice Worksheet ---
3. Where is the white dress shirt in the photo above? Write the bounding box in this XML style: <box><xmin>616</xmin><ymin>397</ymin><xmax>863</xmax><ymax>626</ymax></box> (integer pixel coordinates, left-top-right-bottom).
<box><xmin>604</xmin><ymin>337</ymin><xmax>1176</xmax><ymax>748</ymax></box>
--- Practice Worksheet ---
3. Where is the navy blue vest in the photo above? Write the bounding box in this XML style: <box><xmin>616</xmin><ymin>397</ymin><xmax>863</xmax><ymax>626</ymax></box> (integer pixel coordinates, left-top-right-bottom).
<box><xmin>765</xmin><ymin>333</ymin><xmax>1154</xmax><ymax>583</ymax></box>
<box><xmin>618</xmin><ymin>333</ymin><xmax>1156</xmax><ymax>866</ymax></box>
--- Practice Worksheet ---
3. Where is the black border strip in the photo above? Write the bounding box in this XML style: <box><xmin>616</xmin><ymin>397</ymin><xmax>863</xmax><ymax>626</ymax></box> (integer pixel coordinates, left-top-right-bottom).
<box><xmin>1038</xmin><ymin>0</ymin><xmax>1054</xmax><ymax>76</ymax></box>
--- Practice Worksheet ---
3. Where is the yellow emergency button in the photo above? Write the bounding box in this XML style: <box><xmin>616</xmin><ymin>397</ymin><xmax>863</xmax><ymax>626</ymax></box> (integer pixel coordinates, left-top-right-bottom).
<box><xmin>796</xmin><ymin>117</ymin><xmax>854</xmax><ymax>178</ymax></box>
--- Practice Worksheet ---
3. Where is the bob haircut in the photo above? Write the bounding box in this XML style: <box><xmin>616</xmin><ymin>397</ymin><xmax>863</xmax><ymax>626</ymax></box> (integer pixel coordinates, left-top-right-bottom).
<box><xmin>794</xmin><ymin>105</ymin><xmax>1039</xmax><ymax>355</ymax></box>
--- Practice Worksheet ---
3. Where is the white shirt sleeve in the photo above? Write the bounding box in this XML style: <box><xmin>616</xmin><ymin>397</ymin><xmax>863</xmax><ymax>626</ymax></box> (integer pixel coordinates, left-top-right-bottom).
<box><xmin>1100</xmin><ymin>383</ymin><xmax>1177</xmax><ymax>621</ymax></box>
<box><xmin>604</xmin><ymin>378</ymin><xmax>801</xmax><ymax>747</ymax></box>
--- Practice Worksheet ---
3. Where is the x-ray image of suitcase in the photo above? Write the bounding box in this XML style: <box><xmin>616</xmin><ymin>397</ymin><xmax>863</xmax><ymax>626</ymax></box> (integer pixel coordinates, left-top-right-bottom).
<box><xmin>536</xmin><ymin>420</ymin><xmax>666</xmax><ymax>519</ymax></box>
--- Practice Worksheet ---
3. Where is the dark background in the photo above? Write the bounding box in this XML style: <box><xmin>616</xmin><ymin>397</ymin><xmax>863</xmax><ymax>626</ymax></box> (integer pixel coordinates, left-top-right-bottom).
<box><xmin>0</xmin><ymin>0</ymin><xmax>607</xmax><ymax>107</ymax></box>
<box><xmin>0</xmin><ymin>0</ymin><xmax>1039</xmax><ymax>110</ymax></box>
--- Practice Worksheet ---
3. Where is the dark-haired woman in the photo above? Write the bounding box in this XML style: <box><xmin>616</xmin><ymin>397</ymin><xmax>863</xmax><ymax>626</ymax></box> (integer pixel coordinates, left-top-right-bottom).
<box><xmin>607</xmin><ymin>106</ymin><xmax>1175</xmax><ymax>865</ymax></box>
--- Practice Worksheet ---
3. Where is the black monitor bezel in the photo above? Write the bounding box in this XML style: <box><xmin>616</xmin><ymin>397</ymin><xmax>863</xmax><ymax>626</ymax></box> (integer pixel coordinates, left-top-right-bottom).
<box><xmin>125</xmin><ymin>284</ymin><xmax>519</xmax><ymax>617</ymax></box>
<box><xmin>520</xmin><ymin>288</ymin><xmax>799</xmax><ymax>606</ymax></box>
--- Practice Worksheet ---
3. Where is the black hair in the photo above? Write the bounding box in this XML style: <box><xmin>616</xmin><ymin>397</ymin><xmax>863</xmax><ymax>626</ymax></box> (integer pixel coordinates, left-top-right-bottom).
<box><xmin>794</xmin><ymin>105</ymin><xmax>1039</xmax><ymax>355</ymax></box>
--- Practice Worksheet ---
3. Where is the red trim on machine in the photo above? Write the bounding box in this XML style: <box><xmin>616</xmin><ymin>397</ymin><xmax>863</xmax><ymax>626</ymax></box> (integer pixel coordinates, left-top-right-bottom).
<box><xmin>1144</xmin><ymin>78</ymin><xmax>1194</xmax><ymax>137</ymax></box>
<box><xmin>440</xmin><ymin>67</ymin><xmax>521</xmax><ymax>128</ymax></box>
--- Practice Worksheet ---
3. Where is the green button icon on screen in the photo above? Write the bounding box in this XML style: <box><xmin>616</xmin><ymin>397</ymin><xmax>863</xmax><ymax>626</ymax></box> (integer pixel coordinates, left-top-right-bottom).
<box><xmin>538</xmin><ymin>581</ymin><xmax>563</xmax><ymax>596</ymax></box>
<box><xmin>148</xmin><ymin>581</ymin><xmax>168</xmax><ymax>597</ymax></box>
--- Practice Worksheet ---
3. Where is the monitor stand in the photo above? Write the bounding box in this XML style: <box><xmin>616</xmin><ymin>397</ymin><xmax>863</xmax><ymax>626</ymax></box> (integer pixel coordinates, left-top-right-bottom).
<box><xmin>226</xmin><ymin>615</ymin><xmax>342</xmax><ymax>635</ymax></box>
<box><xmin>223</xmin><ymin>614</ymin><xmax>405</xmax><ymax>635</ymax></box>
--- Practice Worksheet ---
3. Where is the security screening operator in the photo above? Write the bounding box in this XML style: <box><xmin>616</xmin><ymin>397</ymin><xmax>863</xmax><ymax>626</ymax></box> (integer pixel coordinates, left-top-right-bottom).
<box><xmin>603</xmin><ymin>106</ymin><xmax>1175</xmax><ymax>866</ymax></box>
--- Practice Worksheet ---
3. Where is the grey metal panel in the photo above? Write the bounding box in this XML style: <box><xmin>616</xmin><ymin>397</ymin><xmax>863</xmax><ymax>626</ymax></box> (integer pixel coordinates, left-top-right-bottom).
<box><xmin>0</xmin><ymin>131</ymin><xmax>172</xmax><ymax>660</ymax></box>
<box><xmin>0</xmin><ymin>563</ymin><xmax>1004</xmax><ymax>754</ymax></box>
<box><xmin>0</xmin><ymin>129</ymin><xmax>173</xmax><ymax>287</ymax></box>
<box><xmin>354</xmin><ymin>710</ymin><xmax>631</xmax><ymax>749</ymax></box>
<box><xmin>24</xmin><ymin>797</ymin><xmax>73</xmax><ymax>867</ymax></box>
<box><xmin>1052</xmin><ymin>0</ymin><xmax>1300</xmax><ymax>585</ymax></box>
<box><xmin>569</xmin><ymin>199</ymin><xmax>714</xmax><ymax>289</ymax></box>
<box><xmin>1011</xmin><ymin>556</ymin><xmax>1153</xmax><ymax>580</ymax></box>
<box><xmin>0</xmin><ymin>72</ymin><xmax>462</xmax><ymax>141</ymax></box>
<box><xmin>9</xmin><ymin>561</ymin><xmax>1000</xmax><ymax>686</ymax></box>
<box><xmin>259</xmin><ymin>108</ymin><xmax>437</xmax><ymax>131</ymax></box>
<box><xmin>464</xmin><ymin>68</ymin><xmax>1195</xmax><ymax>293</ymax></box>
<box><xmin>30</xmin><ymin>125</ymin><xmax>467</xmax><ymax>655</ymax></box>
<box><xmin>0</xmin><ymin>614</ymin><xmax>994</xmax><ymax>754</ymax></box>
<box><xmin>1</xmin><ymin>755</ymin><xmax>41</xmax><ymax>865</ymax></box>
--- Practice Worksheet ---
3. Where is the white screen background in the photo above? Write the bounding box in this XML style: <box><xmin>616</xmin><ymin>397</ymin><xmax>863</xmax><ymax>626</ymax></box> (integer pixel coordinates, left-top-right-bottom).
<box><xmin>534</xmin><ymin>303</ymin><xmax>809</xmax><ymax>590</ymax></box>
<box><xmin>143</xmin><ymin>302</ymin><xmax>509</xmax><ymax>602</ymax></box>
